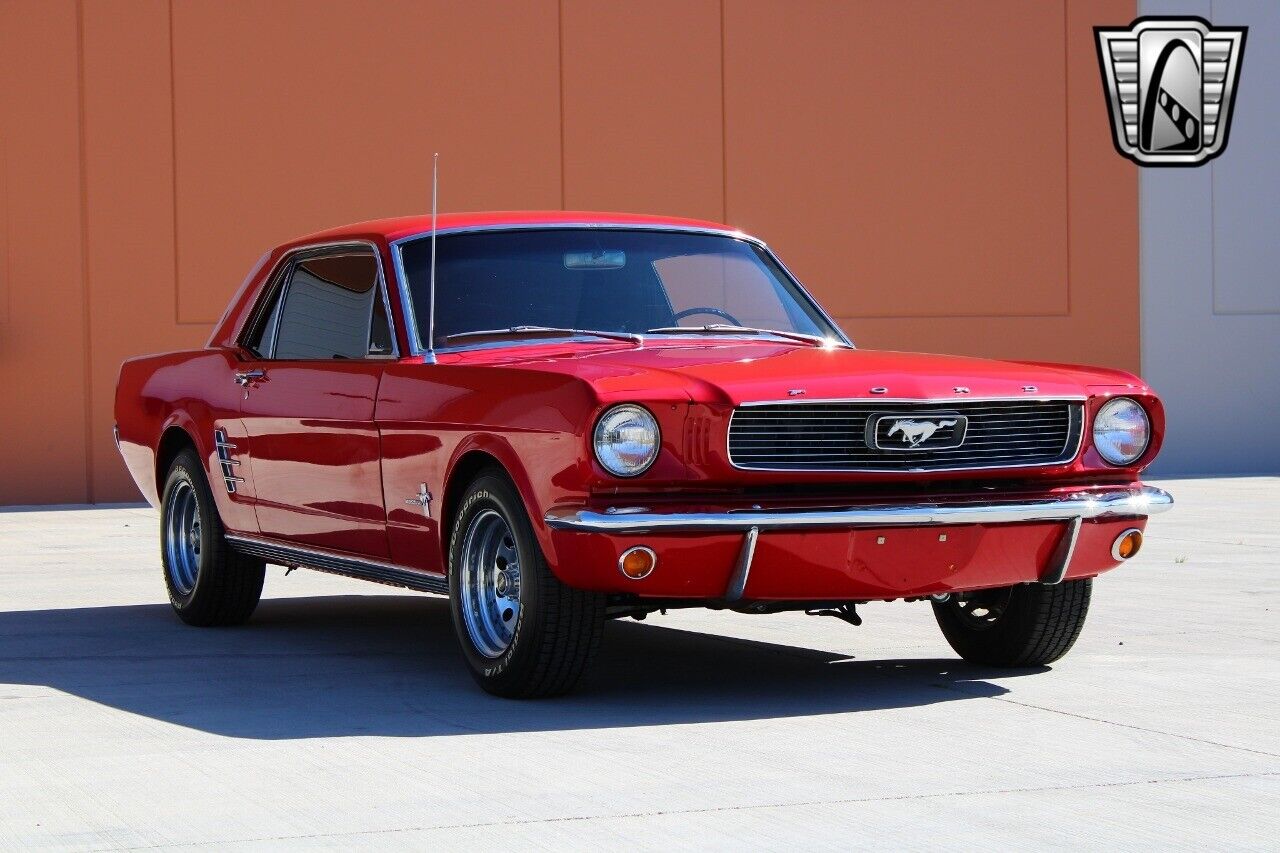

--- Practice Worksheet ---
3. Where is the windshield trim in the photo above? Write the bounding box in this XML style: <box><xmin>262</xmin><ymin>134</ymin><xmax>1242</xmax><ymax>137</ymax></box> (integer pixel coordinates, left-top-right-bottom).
<box><xmin>388</xmin><ymin>223</ymin><xmax>854</xmax><ymax>360</ymax></box>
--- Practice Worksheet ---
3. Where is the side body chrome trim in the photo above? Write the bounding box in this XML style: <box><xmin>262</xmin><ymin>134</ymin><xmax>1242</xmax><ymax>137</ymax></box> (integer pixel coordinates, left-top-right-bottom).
<box><xmin>543</xmin><ymin>485</ymin><xmax>1174</xmax><ymax>534</ymax></box>
<box><xmin>386</xmin><ymin>223</ymin><xmax>854</xmax><ymax>358</ymax></box>
<box><xmin>226</xmin><ymin>534</ymin><xmax>448</xmax><ymax>595</ymax></box>
<box><xmin>212</xmin><ymin>428</ymin><xmax>244</xmax><ymax>493</ymax></box>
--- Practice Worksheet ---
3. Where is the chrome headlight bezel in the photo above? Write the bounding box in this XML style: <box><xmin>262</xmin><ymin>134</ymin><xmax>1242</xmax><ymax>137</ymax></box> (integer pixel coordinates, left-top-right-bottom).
<box><xmin>1092</xmin><ymin>397</ymin><xmax>1151</xmax><ymax>466</ymax></box>
<box><xmin>593</xmin><ymin>404</ymin><xmax>661</xmax><ymax>477</ymax></box>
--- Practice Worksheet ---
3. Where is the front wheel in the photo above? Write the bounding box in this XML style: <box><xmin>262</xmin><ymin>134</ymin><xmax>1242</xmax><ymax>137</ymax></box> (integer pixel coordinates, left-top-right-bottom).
<box><xmin>447</xmin><ymin>469</ymin><xmax>605</xmax><ymax>698</ymax></box>
<box><xmin>932</xmin><ymin>579</ymin><xmax>1092</xmax><ymax>667</ymax></box>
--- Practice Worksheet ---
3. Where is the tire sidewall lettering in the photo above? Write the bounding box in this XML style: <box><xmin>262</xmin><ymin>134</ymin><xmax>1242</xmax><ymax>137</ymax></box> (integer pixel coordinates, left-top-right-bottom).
<box><xmin>163</xmin><ymin>459</ymin><xmax>206</xmax><ymax>608</ymax></box>
<box><xmin>449</xmin><ymin>482</ymin><xmax>526</xmax><ymax>678</ymax></box>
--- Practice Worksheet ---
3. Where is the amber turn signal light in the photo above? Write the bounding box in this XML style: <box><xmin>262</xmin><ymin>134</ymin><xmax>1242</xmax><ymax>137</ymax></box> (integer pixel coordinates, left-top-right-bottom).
<box><xmin>1111</xmin><ymin>528</ymin><xmax>1143</xmax><ymax>561</ymax></box>
<box><xmin>618</xmin><ymin>546</ymin><xmax>657</xmax><ymax>579</ymax></box>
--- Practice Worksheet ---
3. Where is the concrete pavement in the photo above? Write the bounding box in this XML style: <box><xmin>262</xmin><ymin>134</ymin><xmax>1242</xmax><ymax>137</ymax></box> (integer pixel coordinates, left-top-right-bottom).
<box><xmin>0</xmin><ymin>477</ymin><xmax>1276</xmax><ymax>850</ymax></box>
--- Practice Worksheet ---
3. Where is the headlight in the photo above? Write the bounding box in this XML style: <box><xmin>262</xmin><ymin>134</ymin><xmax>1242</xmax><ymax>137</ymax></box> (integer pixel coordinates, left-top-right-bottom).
<box><xmin>1092</xmin><ymin>397</ymin><xmax>1150</xmax><ymax>465</ymax></box>
<box><xmin>593</xmin><ymin>404</ymin><xmax>660</xmax><ymax>477</ymax></box>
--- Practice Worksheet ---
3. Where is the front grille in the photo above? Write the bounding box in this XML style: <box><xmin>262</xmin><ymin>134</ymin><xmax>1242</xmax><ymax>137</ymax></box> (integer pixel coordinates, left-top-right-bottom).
<box><xmin>727</xmin><ymin>399</ymin><xmax>1083</xmax><ymax>472</ymax></box>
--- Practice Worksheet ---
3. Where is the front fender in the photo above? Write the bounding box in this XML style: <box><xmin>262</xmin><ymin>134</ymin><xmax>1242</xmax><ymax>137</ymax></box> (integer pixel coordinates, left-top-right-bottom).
<box><xmin>443</xmin><ymin>432</ymin><xmax>563</xmax><ymax>567</ymax></box>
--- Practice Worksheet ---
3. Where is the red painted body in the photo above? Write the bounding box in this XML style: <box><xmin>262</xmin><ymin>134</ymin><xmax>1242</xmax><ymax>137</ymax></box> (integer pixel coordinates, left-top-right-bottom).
<box><xmin>115</xmin><ymin>212</ymin><xmax>1165</xmax><ymax>602</ymax></box>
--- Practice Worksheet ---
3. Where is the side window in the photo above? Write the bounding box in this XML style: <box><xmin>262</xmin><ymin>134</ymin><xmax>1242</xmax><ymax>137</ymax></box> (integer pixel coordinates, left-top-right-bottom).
<box><xmin>269</xmin><ymin>251</ymin><xmax>393</xmax><ymax>360</ymax></box>
<box><xmin>369</xmin><ymin>287</ymin><xmax>393</xmax><ymax>355</ymax></box>
<box><xmin>244</xmin><ymin>279</ymin><xmax>286</xmax><ymax>357</ymax></box>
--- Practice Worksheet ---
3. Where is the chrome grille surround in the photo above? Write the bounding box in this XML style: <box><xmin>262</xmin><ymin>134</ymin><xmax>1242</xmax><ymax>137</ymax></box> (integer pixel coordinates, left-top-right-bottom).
<box><xmin>727</xmin><ymin>397</ymin><xmax>1085</xmax><ymax>472</ymax></box>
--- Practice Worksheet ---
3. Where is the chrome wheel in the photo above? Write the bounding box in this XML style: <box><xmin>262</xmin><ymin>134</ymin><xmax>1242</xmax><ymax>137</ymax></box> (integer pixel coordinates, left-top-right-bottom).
<box><xmin>459</xmin><ymin>508</ymin><xmax>522</xmax><ymax>658</ymax></box>
<box><xmin>164</xmin><ymin>479</ymin><xmax>201</xmax><ymax>595</ymax></box>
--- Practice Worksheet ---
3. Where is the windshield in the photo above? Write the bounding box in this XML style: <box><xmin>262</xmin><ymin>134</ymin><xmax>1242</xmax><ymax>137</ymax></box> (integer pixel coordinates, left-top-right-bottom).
<box><xmin>397</xmin><ymin>228</ymin><xmax>844</xmax><ymax>350</ymax></box>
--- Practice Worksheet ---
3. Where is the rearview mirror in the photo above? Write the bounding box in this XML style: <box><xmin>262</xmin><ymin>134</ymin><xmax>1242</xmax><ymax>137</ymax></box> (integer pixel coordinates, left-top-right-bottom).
<box><xmin>564</xmin><ymin>250</ymin><xmax>625</xmax><ymax>270</ymax></box>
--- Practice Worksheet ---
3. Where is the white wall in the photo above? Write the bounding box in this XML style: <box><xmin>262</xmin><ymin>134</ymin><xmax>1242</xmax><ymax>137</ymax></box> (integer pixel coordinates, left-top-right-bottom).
<box><xmin>1140</xmin><ymin>0</ymin><xmax>1280</xmax><ymax>474</ymax></box>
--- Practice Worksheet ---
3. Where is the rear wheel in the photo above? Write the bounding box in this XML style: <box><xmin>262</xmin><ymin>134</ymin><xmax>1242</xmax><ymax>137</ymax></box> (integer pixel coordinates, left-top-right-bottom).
<box><xmin>932</xmin><ymin>579</ymin><xmax>1092</xmax><ymax>666</ymax></box>
<box><xmin>447</xmin><ymin>469</ymin><xmax>605</xmax><ymax>698</ymax></box>
<box><xmin>160</xmin><ymin>448</ymin><xmax>265</xmax><ymax>626</ymax></box>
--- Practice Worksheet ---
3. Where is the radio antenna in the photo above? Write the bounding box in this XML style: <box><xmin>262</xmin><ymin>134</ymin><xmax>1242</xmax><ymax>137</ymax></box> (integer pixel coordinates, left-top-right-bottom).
<box><xmin>428</xmin><ymin>152</ymin><xmax>438</xmax><ymax>349</ymax></box>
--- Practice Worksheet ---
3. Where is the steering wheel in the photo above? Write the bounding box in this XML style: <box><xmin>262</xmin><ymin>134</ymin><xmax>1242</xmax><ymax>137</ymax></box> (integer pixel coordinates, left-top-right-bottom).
<box><xmin>671</xmin><ymin>306</ymin><xmax>742</xmax><ymax>326</ymax></box>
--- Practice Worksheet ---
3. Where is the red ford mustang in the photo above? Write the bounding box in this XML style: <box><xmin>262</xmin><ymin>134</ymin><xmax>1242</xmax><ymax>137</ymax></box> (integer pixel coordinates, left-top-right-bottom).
<box><xmin>115</xmin><ymin>212</ymin><xmax>1173</xmax><ymax>697</ymax></box>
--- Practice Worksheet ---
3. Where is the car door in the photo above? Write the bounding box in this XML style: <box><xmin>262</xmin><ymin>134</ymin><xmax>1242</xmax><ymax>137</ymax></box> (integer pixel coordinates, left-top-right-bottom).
<box><xmin>236</xmin><ymin>243</ymin><xmax>398</xmax><ymax>557</ymax></box>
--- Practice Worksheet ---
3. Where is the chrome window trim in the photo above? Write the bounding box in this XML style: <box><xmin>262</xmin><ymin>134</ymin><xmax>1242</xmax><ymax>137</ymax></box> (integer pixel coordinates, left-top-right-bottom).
<box><xmin>389</xmin><ymin>234</ymin><xmax>430</xmax><ymax>362</ymax></box>
<box><xmin>239</xmin><ymin>254</ymin><xmax>290</xmax><ymax>357</ymax></box>
<box><xmin>429</xmin><ymin>333</ymin><xmax>839</xmax><ymax>357</ymax></box>
<box><xmin>431</xmin><ymin>335</ymin><xmax>609</xmax><ymax>355</ymax></box>
<box><xmin>725</xmin><ymin>396</ymin><xmax>1087</xmax><ymax>473</ymax></box>
<box><xmin>387</xmin><ymin>223</ymin><xmax>854</xmax><ymax>359</ymax></box>
<box><xmin>238</xmin><ymin>239</ymin><xmax>401</xmax><ymax>361</ymax></box>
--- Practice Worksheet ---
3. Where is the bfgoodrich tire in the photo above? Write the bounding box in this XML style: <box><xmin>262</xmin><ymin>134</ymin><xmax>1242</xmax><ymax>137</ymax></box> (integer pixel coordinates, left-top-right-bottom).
<box><xmin>447</xmin><ymin>469</ymin><xmax>605</xmax><ymax>698</ymax></box>
<box><xmin>932</xmin><ymin>579</ymin><xmax>1092</xmax><ymax>667</ymax></box>
<box><xmin>160</xmin><ymin>448</ymin><xmax>265</xmax><ymax>626</ymax></box>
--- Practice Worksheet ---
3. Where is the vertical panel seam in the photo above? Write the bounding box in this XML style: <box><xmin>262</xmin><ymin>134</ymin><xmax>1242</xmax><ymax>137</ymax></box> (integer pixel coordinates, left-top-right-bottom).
<box><xmin>75</xmin><ymin>0</ymin><xmax>94</xmax><ymax>503</ymax></box>
<box><xmin>169</xmin><ymin>0</ymin><xmax>181</xmax><ymax>324</ymax></box>
<box><xmin>1137</xmin><ymin>167</ymin><xmax>1144</xmax><ymax>375</ymax></box>
<box><xmin>1062</xmin><ymin>0</ymin><xmax>1072</xmax><ymax>319</ymax></box>
<box><xmin>1134</xmin><ymin>0</ymin><xmax>1144</xmax><ymax>373</ymax></box>
<box><xmin>1136</xmin><ymin>162</ymin><xmax>1143</xmax><ymax>373</ymax></box>
<box><xmin>1</xmin><ymin>131</ymin><xmax>8</xmax><ymax>324</ymax></box>
<box><xmin>557</xmin><ymin>0</ymin><xmax>566</xmax><ymax>209</ymax></box>
<box><xmin>720</xmin><ymin>0</ymin><xmax>728</xmax><ymax>224</ymax></box>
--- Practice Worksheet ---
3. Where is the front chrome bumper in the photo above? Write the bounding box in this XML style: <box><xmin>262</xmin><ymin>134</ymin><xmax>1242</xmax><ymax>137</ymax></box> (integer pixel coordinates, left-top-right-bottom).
<box><xmin>543</xmin><ymin>485</ymin><xmax>1174</xmax><ymax>534</ymax></box>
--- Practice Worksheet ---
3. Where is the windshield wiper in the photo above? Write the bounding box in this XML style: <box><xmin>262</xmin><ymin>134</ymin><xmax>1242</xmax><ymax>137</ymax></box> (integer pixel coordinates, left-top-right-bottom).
<box><xmin>442</xmin><ymin>326</ymin><xmax>642</xmax><ymax>346</ymax></box>
<box><xmin>645</xmin><ymin>324</ymin><xmax>842</xmax><ymax>347</ymax></box>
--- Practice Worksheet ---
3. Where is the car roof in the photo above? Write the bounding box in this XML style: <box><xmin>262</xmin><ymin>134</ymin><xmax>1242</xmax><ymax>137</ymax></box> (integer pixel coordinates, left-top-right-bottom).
<box><xmin>291</xmin><ymin>211</ymin><xmax>742</xmax><ymax>247</ymax></box>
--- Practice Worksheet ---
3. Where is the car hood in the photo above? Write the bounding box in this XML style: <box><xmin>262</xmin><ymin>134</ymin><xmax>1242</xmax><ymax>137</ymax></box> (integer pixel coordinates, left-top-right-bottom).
<box><xmin>450</xmin><ymin>341</ymin><xmax>1146</xmax><ymax>405</ymax></box>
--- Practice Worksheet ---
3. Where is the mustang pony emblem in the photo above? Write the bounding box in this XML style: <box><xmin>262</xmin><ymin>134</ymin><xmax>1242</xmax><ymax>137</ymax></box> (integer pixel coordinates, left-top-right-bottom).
<box><xmin>887</xmin><ymin>418</ymin><xmax>958</xmax><ymax>448</ymax></box>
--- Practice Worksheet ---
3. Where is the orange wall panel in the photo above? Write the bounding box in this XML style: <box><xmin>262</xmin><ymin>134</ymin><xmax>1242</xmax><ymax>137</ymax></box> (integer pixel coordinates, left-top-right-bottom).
<box><xmin>846</xmin><ymin>0</ymin><xmax>1138</xmax><ymax>371</ymax></box>
<box><xmin>1061</xmin><ymin>0</ymin><xmax>1140</xmax><ymax>374</ymax></box>
<box><xmin>170</xmin><ymin>0</ymin><xmax>562</xmax><ymax>324</ymax></box>
<box><xmin>0</xmin><ymin>0</ymin><xmax>91</xmax><ymax>505</ymax></box>
<box><xmin>724</xmin><ymin>0</ymin><xmax>1069</xmax><ymax>320</ymax></box>
<box><xmin>561</xmin><ymin>0</ymin><xmax>724</xmax><ymax>221</ymax></box>
<box><xmin>1</xmin><ymin>130</ymin><xmax>8</xmax><ymax>328</ymax></box>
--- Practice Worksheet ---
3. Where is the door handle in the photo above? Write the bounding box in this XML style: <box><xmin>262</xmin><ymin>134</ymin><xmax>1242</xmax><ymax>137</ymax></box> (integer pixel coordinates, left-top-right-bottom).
<box><xmin>234</xmin><ymin>369</ymin><xmax>266</xmax><ymax>387</ymax></box>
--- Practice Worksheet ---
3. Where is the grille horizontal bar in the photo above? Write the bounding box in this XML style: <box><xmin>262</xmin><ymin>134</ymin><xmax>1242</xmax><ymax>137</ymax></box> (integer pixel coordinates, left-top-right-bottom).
<box><xmin>727</xmin><ymin>399</ymin><xmax>1083</xmax><ymax>472</ymax></box>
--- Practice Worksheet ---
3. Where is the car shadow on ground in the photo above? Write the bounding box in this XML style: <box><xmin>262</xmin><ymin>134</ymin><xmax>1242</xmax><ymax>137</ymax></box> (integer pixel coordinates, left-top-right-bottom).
<box><xmin>0</xmin><ymin>595</ymin><xmax>1044</xmax><ymax>739</ymax></box>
